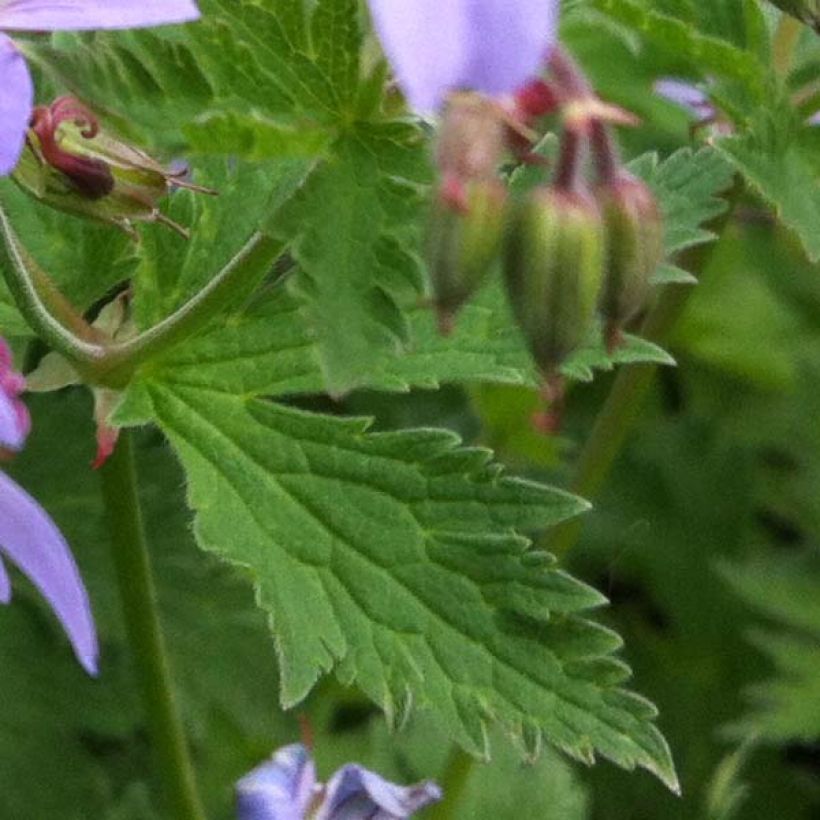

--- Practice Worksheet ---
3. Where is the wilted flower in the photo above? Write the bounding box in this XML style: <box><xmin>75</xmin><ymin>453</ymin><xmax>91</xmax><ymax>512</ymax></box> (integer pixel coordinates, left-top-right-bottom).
<box><xmin>0</xmin><ymin>0</ymin><xmax>201</xmax><ymax>176</ymax></box>
<box><xmin>0</xmin><ymin>338</ymin><xmax>98</xmax><ymax>674</ymax></box>
<box><xmin>365</xmin><ymin>0</ymin><xmax>560</xmax><ymax>112</ymax></box>
<box><xmin>236</xmin><ymin>743</ymin><xmax>442</xmax><ymax>820</ymax></box>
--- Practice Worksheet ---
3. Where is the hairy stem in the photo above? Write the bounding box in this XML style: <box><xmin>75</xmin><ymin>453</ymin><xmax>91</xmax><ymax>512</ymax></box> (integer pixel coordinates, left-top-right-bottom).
<box><xmin>98</xmin><ymin>232</ymin><xmax>283</xmax><ymax>386</ymax></box>
<box><xmin>0</xmin><ymin>204</ymin><xmax>283</xmax><ymax>388</ymax></box>
<box><xmin>100</xmin><ymin>430</ymin><xmax>207</xmax><ymax>820</ymax></box>
<box><xmin>0</xmin><ymin>206</ymin><xmax>106</xmax><ymax>372</ymax></box>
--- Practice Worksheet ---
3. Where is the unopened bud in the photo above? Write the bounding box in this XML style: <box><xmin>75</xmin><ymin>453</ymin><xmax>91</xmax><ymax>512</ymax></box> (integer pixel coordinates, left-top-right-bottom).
<box><xmin>597</xmin><ymin>173</ymin><xmax>663</xmax><ymax>350</ymax></box>
<box><xmin>768</xmin><ymin>1</ymin><xmax>820</xmax><ymax>32</ymax></box>
<box><xmin>503</xmin><ymin>187</ymin><xmax>604</xmax><ymax>376</ymax></box>
<box><xmin>427</xmin><ymin>179</ymin><xmax>506</xmax><ymax>333</ymax></box>
<box><xmin>13</xmin><ymin>96</ymin><xmax>213</xmax><ymax>238</ymax></box>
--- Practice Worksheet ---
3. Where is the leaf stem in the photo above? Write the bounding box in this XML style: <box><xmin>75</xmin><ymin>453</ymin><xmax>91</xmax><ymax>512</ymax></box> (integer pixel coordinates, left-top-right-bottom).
<box><xmin>427</xmin><ymin>747</ymin><xmax>475</xmax><ymax>820</ymax></box>
<box><xmin>0</xmin><ymin>203</ymin><xmax>283</xmax><ymax>388</ymax></box>
<box><xmin>99</xmin><ymin>429</ymin><xmax>207</xmax><ymax>820</ymax></box>
<box><xmin>98</xmin><ymin>232</ymin><xmax>283</xmax><ymax>386</ymax></box>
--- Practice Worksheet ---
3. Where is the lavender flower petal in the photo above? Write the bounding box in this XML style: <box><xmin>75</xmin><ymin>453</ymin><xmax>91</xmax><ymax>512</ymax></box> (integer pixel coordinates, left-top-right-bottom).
<box><xmin>367</xmin><ymin>0</ymin><xmax>558</xmax><ymax>112</ymax></box>
<box><xmin>0</xmin><ymin>471</ymin><xmax>98</xmax><ymax>674</ymax></box>
<box><xmin>0</xmin><ymin>0</ymin><xmax>199</xmax><ymax>31</ymax></box>
<box><xmin>236</xmin><ymin>743</ymin><xmax>317</xmax><ymax>820</ymax></box>
<box><xmin>0</xmin><ymin>556</ymin><xmax>11</xmax><ymax>603</ymax></box>
<box><xmin>461</xmin><ymin>0</ymin><xmax>559</xmax><ymax>99</ymax></box>
<box><xmin>367</xmin><ymin>0</ymin><xmax>468</xmax><ymax>112</ymax></box>
<box><xmin>316</xmin><ymin>764</ymin><xmax>442</xmax><ymax>820</ymax></box>
<box><xmin>654</xmin><ymin>78</ymin><xmax>714</xmax><ymax>118</ymax></box>
<box><xmin>0</xmin><ymin>388</ymin><xmax>27</xmax><ymax>451</ymax></box>
<box><xmin>0</xmin><ymin>33</ymin><xmax>33</xmax><ymax>175</ymax></box>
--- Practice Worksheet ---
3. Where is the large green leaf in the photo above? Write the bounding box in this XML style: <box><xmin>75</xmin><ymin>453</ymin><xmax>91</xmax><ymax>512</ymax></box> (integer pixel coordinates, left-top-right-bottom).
<box><xmin>114</xmin><ymin>380</ymin><xmax>678</xmax><ymax>789</ymax></box>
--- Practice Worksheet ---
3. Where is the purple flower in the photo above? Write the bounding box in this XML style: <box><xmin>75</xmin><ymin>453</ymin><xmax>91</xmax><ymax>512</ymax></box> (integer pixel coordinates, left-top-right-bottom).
<box><xmin>0</xmin><ymin>338</ymin><xmax>98</xmax><ymax>674</ymax></box>
<box><xmin>653</xmin><ymin>78</ymin><xmax>715</xmax><ymax>119</ymax></box>
<box><xmin>236</xmin><ymin>744</ymin><xmax>442</xmax><ymax>820</ymax></box>
<box><xmin>366</xmin><ymin>0</ymin><xmax>560</xmax><ymax>112</ymax></box>
<box><xmin>0</xmin><ymin>0</ymin><xmax>201</xmax><ymax>175</ymax></box>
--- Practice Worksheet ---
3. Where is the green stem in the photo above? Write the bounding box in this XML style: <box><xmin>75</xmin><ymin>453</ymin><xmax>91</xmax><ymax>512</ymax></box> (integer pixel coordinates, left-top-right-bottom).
<box><xmin>98</xmin><ymin>232</ymin><xmax>283</xmax><ymax>386</ymax></box>
<box><xmin>549</xmin><ymin>284</ymin><xmax>691</xmax><ymax>556</ymax></box>
<box><xmin>0</xmin><ymin>203</ymin><xmax>283</xmax><ymax>387</ymax></box>
<box><xmin>0</xmin><ymin>206</ymin><xmax>106</xmax><ymax>371</ymax></box>
<box><xmin>426</xmin><ymin>748</ymin><xmax>475</xmax><ymax>820</ymax></box>
<box><xmin>100</xmin><ymin>430</ymin><xmax>207</xmax><ymax>820</ymax></box>
<box><xmin>549</xmin><ymin>195</ymin><xmax>738</xmax><ymax>558</ymax></box>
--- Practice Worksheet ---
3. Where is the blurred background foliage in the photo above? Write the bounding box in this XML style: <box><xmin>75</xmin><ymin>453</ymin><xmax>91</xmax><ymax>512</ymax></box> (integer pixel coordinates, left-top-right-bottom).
<box><xmin>2</xmin><ymin>0</ymin><xmax>820</xmax><ymax>818</ymax></box>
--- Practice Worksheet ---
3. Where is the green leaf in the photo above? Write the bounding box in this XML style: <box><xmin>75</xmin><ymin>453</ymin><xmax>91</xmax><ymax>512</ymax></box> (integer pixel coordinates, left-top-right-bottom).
<box><xmin>716</xmin><ymin>116</ymin><xmax>820</xmax><ymax>262</ymax></box>
<box><xmin>627</xmin><ymin>147</ymin><xmax>735</xmax><ymax>256</ymax></box>
<box><xmin>588</xmin><ymin>0</ymin><xmax>769</xmax><ymax>94</ymax></box>
<box><xmin>264</xmin><ymin>125</ymin><xmax>430</xmax><ymax>392</ymax></box>
<box><xmin>119</xmin><ymin>379</ymin><xmax>678</xmax><ymax>789</ymax></box>
<box><xmin>721</xmin><ymin>554</ymin><xmax>820</xmax><ymax>743</ymax></box>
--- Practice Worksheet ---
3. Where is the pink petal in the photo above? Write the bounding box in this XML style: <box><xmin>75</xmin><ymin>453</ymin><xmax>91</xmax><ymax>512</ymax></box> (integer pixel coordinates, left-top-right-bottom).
<box><xmin>0</xmin><ymin>0</ymin><xmax>199</xmax><ymax>31</ymax></box>
<box><xmin>0</xmin><ymin>471</ymin><xmax>98</xmax><ymax>674</ymax></box>
<box><xmin>367</xmin><ymin>0</ymin><xmax>469</xmax><ymax>112</ymax></box>
<box><xmin>0</xmin><ymin>33</ymin><xmax>33</xmax><ymax>176</ymax></box>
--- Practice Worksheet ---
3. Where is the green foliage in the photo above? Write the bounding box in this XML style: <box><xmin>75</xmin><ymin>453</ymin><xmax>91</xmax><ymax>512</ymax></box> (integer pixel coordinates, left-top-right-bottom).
<box><xmin>722</xmin><ymin>553</ymin><xmax>820</xmax><ymax>742</ymax></box>
<box><xmin>114</xmin><ymin>380</ymin><xmax>677</xmax><ymax>788</ymax></box>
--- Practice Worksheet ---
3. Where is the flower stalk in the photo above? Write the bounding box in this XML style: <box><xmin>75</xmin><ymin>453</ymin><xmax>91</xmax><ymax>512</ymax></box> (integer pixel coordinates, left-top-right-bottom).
<box><xmin>0</xmin><ymin>203</ymin><xmax>283</xmax><ymax>387</ymax></box>
<box><xmin>99</xmin><ymin>429</ymin><xmax>206</xmax><ymax>820</ymax></box>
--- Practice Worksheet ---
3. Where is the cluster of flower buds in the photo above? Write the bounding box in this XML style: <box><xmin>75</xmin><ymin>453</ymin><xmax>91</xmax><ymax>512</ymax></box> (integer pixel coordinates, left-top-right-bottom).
<box><xmin>12</xmin><ymin>96</ymin><xmax>213</xmax><ymax>239</ymax></box>
<box><xmin>425</xmin><ymin>52</ymin><xmax>664</xmax><ymax>431</ymax></box>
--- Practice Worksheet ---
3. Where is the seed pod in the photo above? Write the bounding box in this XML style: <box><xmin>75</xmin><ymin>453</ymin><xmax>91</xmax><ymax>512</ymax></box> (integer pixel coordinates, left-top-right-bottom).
<box><xmin>427</xmin><ymin>179</ymin><xmax>507</xmax><ymax>334</ymax></box>
<box><xmin>503</xmin><ymin>186</ymin><xmax>605</xmax><ymax>376</ymax></box>
<box><xmin>597</xmin><ymin>172</ymin><xmax>663</xmax><ymax>350</ymax></box>
<box><xmin>12</xmin><ymin>96</ymin><xmax>213</xmax><ymax>239</ymax></box>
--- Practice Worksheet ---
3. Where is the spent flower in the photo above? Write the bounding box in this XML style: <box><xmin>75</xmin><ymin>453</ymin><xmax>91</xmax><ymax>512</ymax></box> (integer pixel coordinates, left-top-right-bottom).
<box><xmin>0</xmin><ymin>338</ymin><xmax>98</xmax><ymax>674</ymax></box>
<box><xmin>236</xmin><ymin>743</ymin><xmax>441</xmax><ymax>820</ymax></box>
<box><xmin>0</xmin><ymin>0</ymin><xmax>201</xmax><ymax>176</ymax></box>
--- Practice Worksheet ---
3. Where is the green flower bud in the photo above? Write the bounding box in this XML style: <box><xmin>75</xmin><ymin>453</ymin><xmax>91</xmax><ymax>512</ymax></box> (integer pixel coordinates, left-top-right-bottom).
<box><xmin>12</xmin><ymin>96</ymin><xmax>212</xmax><ymax>239</ymax></box>
<box><xmin>426</xmin><ymin>179</ymin><xmax>507</xmax><ymax>333</ymax></box>
<box><xmin>768</xmin><ymin>1</ymin><xmax>820</xmax><ymax>32</ymax></box>
<box><xmin>597</xmin><ymin>173</ymin><xmax>663</xmax><ymax>350</ymax></box>
<box><xmin>503</xmin><ymin>187</ymin><xmax>605</xmax><ymax>376</ymax></box>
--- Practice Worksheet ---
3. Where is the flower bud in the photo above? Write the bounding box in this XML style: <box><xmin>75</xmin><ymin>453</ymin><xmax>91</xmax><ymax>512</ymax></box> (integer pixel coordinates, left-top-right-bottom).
<box><xmin>768</xmin><ymin>1</ymin><xmax>820</xmax><ymax>32</ymax></box>
<box><xmin>426</xmin><ymin>179</ymin><xmax>506</xmax><ymax>333</ymax></box>
<box><xmin>503</xmin><ymin>187</ymin><xmax>604</xmax><ymax>376</ymax></box>
<box><xmin>597</xmin><ymin>173</ymin><xmax>663</xmax><ymax>350</ymax></box>
<box><xmin>12</xmin><ymin>96</ymin><xmax>212</xmax><ymax>238</ymax></box>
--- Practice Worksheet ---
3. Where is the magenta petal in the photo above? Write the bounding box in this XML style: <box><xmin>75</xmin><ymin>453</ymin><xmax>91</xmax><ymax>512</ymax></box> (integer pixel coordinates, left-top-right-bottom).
<box><xmin>0</xmin><ymin>471</ymin><xmax>98</xmax><ymax>674</ymax></box>
<box><xmin>367</xmin><ymin>0</ymin><xmax>469</xmax><ymax>112</ymax></box>
<box><xmin>0</xmin><ymin>0</ymin><xmax>199</xmax><ymax>31</ymax></box>
<box><xmin>462</xmin><ymin>0</ymin><xmax>559</xmax><ymax>97</ymax></box>
<box><xmin>317</xmin><ymin>765</ymin><xmax>442</xmax><ymax>819</ymax></box>
<box><xmin>236</xmin><ymin>743</ymin><xmax>317</xmax><ymax>820</ymax></box>
<box><xmin>0</xmin><ymin>33</ymin><xmax>33</xmax><ymax>176</ymax></box>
